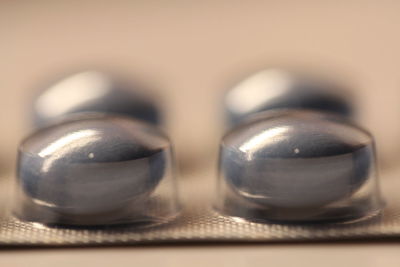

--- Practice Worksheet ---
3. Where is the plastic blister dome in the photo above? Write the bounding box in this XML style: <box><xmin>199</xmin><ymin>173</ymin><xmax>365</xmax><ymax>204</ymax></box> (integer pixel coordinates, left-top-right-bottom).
<box><xmin>224</xmin><ymin>69</ymin><xmax>353</xmax><ymax>127</ymax></box>
<box><xmin>215</xmin><ymin>110</ymin><xmax>383</xmax><ymax>223</ymax></box>
<box><xmin>32</xmin><ymin>71</ymin><xmax>160</xmax><ymax>127</ymax></box>
<box><xmin>14</xmin><ymin>114</ymin><xmax>180</xmax><ymax>226</ymax></box>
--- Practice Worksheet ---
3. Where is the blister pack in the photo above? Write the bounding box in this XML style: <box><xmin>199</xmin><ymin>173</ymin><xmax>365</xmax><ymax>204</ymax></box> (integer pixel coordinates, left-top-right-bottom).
<box><xmin>0</xmin><ymin>163</ymin><xmax>400</xmax><ymax>247</ymax></box>
<box><xmin>0</xmin><ymin>69</ymin><xmax>399</xmax><ymax>247</ymax></box>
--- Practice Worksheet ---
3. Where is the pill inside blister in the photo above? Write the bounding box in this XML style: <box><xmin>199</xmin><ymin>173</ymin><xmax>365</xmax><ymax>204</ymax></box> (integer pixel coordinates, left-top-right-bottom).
<box><xmin>32</xmin><ymin>71</ymin><xmax>160</xmax><ymax>127</ymax></box>
<box><xmin>216</xmin><ymin>110</ymin><xmax>383</xmax><ymax>223</ymax></box>
<box><xmin>224</xmin><ymin>69</ymin><xmax>353</xmax><ymax>126</ymax></box>
<box><xmin>14</xmin><ymin>114</ymin><xmax>180</xmax><ymax>226</ymax></box>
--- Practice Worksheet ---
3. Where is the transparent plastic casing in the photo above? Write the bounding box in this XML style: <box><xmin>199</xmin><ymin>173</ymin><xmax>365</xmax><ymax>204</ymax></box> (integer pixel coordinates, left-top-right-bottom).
<box><xmin>32</xmin><ymin>70</ymin><xmax>161</xmax><ymax>128</ymax></box>
<box><xmin>223</xmin><ymin>68</ymin><xmax>353</xmax><ymax>127</ymax></box>
<box><xmin>215</xmin><ymin>110</ymin><xmax>384</xmax><ymax>223</ymax></box>
<box><xmin>14</xmin><ymin>114</ymin><xmax>180</xmax><ymax>226</ymax></box>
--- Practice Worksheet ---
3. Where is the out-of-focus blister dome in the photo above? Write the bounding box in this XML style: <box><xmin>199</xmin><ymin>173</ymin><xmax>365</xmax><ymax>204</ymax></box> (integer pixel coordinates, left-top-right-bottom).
<box><xmin>224</xmin><ymin>69</ymin><xmax>353</xmax><ymax>126</ymax></box>
<box><xmin>32</xmin><ymin>71</ymin><xmax>161</xmax><ymax>127</ymax></box>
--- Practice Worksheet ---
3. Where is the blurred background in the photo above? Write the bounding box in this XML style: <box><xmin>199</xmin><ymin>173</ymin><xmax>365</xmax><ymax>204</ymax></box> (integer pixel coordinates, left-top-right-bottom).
<box><xmin>1</xmin><ymin>0</ymin><xmax>400</xmax><ymax>174</ymax></box>
<box><xmin>1</xmin><ymin>1</ymin><xmax>400</xmax><ymax>266</ymax></box>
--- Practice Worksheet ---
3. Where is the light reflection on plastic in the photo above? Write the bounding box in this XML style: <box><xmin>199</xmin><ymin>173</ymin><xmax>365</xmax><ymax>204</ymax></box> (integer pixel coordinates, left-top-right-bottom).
<box><xmin>239</xmin><ymin>126</ymin><xmax>289</xmax><ymax>160</ymax></box>
<box><xmin>35</xmin><ymin>71</ymin><xmax>111</xmax><ymax>118</ymax></box>
<box><xmin>226</xmin><ymin>69</ymin><xmax>292</xmax><ymax>114</ymax></box>
<box><xmin>39</xmin><ymin>129</ymin><xmax>101</xmax><ymax>172</ymax></box>
<box><xmin>38</xmin><ymin>129</ymin><xmax>99</xmax><ymax>157</ymax></box>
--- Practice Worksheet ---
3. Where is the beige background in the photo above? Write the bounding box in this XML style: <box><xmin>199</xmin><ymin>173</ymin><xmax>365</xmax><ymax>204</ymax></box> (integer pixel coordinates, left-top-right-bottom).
<box><xmin>2</xmin><ymin>0</ymin><xmax>400</xmax><ymax>170</ymax></box>
<box><xmin>1</xmin><ymin>0</ymin><xmax>400</xmax><ymax>266</ymax></box>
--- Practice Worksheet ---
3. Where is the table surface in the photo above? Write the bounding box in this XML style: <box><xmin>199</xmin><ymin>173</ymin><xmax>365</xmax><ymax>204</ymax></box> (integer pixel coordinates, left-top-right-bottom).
<box><xmin>1</xmin><ymin>1</ymin><xmax>400</xmax><ymax>266</ymax></box>
<box><xmin>1</xmin><ymin>243</ymin><xmax>399</xmax><ymax>267</ymax></box>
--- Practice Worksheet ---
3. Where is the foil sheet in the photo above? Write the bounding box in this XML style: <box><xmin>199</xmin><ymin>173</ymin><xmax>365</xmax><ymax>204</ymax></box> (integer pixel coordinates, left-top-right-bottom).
<box><xmin>0</xmin><ymin>162</ymin><xmax>399</xmax><ymax>247</ymax></box>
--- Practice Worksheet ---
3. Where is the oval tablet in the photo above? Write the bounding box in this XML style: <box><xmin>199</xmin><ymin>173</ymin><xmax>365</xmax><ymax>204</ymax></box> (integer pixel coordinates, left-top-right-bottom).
<box><xmin>217</xmin><ymin>110</ymin><xmax>383</xmax><ymax>222</ymax></box>
<box><xmin>15</xmin><ymin>114</ymin><xmax>179</xmax><ymax>225</ymax></box>
<box><xmin>32</xmin><ymin>71</ymin><xmax>160</xmax><ymax>127</ymax></box>
<box><xmin>224</xmin><ymin>69</ymin><xmax>352</xmax><ymax>126</ymax></box>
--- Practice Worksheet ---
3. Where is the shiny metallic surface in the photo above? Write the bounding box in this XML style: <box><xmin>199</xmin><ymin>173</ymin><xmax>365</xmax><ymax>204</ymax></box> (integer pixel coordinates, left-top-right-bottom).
<box><xmin>32</xmin><ymin>71</ymin><xmax>160</xmax><ymax>127</ymax></box>
<box><xmin>224</xmin><ymin>69</ymin><xmax>352</xmax><ymax>126</ymax></box>
<box><xmin>15</xmin><ymin>114</ymin><xmax>179</xmax><ymax>225</ymax></box>
<box><xmin>217</xmin><ymin>110</ymin><xmax>383</xmax><ymax>222</ymax></box>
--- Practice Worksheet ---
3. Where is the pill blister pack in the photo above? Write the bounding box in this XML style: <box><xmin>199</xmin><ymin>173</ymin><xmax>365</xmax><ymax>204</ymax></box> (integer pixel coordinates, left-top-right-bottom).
<box><xmin>0</xmin><ymin>164</ymin><xmax>400</xmax><ymax>246</ymax></box>
<box><xmin>0</xmin><ymin>69</ymin><xmax>399</xmax><ymax>247</ymax></box>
